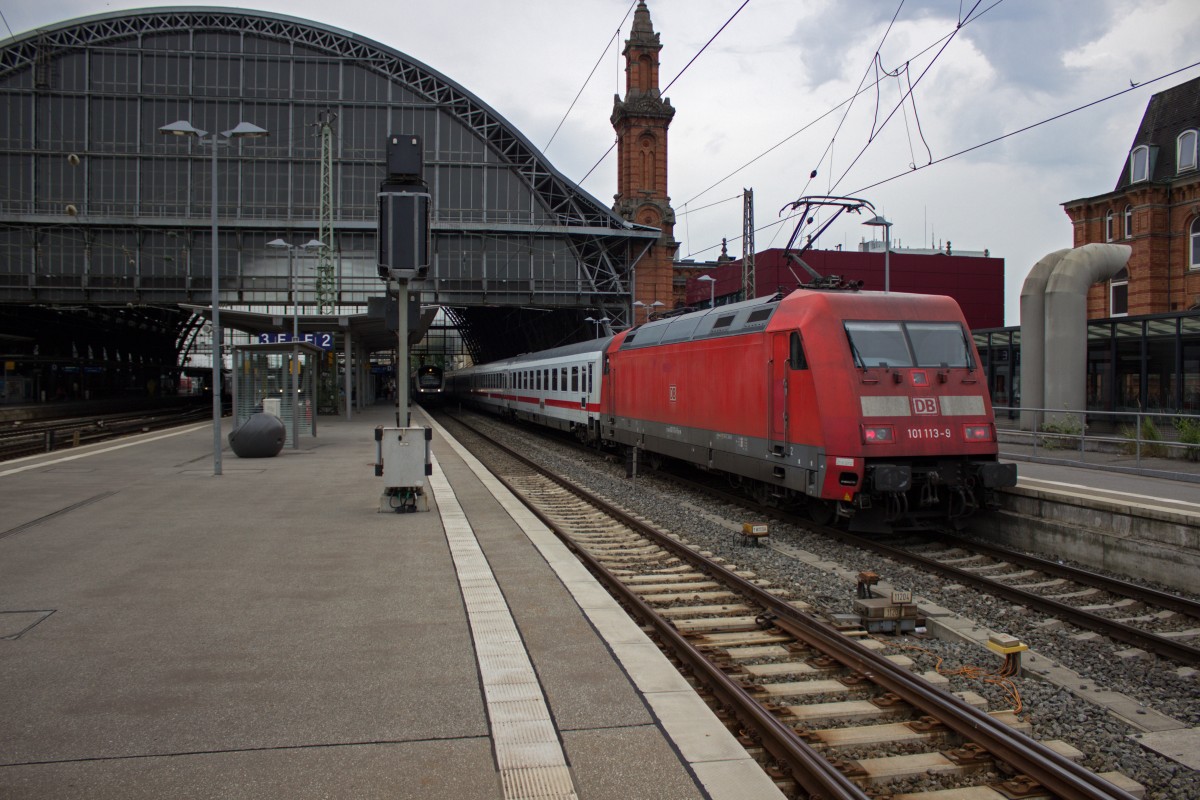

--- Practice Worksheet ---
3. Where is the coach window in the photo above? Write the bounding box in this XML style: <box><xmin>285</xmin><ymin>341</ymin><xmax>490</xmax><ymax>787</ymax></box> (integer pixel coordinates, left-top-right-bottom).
<box><xmin>552</xmin><ymin>369</ymin><xmax>558</xmax><ymax>391</ymax></box>
<box><xmin>587</xmin><ymin>364</ymin><xmax>593</xmax><ymax>393</ymax></box>
<box><xmin>571</xmin><ymin>366</ymin><xmax>579</xmax><ymax>392</ymax></box>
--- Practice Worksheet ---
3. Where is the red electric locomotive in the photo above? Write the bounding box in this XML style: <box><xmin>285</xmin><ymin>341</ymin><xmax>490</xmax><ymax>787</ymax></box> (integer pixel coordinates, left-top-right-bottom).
<box><xmin>447</xmin><ymin>286</ymin><xmax>1015</xmax><ymax>531</ymax></box>
<box><xmin>600</xmin><ymin>288</ymin><xmax>1014</xmax><ymax>530</ymax></box>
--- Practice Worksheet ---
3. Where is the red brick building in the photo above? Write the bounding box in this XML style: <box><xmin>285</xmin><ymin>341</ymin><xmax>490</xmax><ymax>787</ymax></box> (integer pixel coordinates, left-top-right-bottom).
<box><xmin>1063</xmin><ymin>76</ymin><xmax>1200</xmax><ymax>318</ymax></box>
<box><xmin>683</xmin><ymin>247</ymin><xmax>1007</xmax><ymax>330</ymax></box>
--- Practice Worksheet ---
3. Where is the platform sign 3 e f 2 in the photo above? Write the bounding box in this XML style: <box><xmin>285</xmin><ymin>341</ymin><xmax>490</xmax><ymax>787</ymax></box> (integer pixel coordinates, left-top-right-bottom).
<box><xmin>258</xmin><ymin>332</ymin><xmax>334</xmax><ymax>350</ymax></box>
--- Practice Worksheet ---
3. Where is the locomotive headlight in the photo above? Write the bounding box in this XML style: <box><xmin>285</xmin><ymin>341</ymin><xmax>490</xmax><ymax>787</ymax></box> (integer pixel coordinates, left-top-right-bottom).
<box><xmin>861</xmin><ymin>424</ymin><xmax>895</xmax><ymax>444</ymax></box>
<box><xmin>963</xmin><ymin>424</ymin><xmax>994</xmax><ymax>442</ymax></box>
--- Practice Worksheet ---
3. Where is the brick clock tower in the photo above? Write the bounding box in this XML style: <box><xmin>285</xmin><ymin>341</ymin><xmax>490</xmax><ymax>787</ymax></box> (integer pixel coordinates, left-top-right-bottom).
<box><xmin>612</xmin><ymin>0</ymin><xmax>678</xmax><ymax>314</ymax></box>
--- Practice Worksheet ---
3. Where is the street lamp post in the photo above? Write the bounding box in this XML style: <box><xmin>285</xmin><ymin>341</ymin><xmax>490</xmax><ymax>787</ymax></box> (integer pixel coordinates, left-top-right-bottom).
<box><xmin>161</xmin><ymin>120</ymin><xmax>268</xmax><ymax>476</ymax></box>
<box><xmin>697</xmin><ymin>274</ymin><xmax>716</xmax><ymax>308</ymax></box>
<box><xmin>266</xmin><ymin>238</ymin><xmax>325</xmax><ymax>449</ymax></box>
<box><xmin>633</xmin><ymin>300</ymin><xmax>666</xmax><ymax>323</ymax></box>
<box><xmin>583</xmin><ymin>316</ymin><xmax>610</xmax><ymax>338</ymax></box>
<box><xmin>862</xmin><ymin>215</ymin><xmax>893</xmax><ymax>293</ymax></box>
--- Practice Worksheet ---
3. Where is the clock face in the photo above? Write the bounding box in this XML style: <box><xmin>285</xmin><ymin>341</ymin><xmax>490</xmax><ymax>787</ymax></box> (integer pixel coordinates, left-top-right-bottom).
<box><xmin>639</xmin><ymin>208</ymin><xmax>661</xmax><ymax>227</ymax></box>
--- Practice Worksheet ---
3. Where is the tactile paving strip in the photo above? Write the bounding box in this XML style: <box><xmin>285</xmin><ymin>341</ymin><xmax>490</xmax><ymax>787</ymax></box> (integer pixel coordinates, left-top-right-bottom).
<box><xmin>429</xmin><ymin>458</ymin><xmax>578</xmax><ymax>800</ymax></box>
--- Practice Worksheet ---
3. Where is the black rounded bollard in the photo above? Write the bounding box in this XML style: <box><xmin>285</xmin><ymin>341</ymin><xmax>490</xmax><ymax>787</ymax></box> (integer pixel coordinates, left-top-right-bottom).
<box><xmin>228</xmin><ymin>412</ymin><xmax>286</xmax><ymax>458</ymax></box>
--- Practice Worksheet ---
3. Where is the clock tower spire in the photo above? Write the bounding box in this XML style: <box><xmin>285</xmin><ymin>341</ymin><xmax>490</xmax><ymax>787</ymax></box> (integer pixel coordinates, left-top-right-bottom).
<box><xmin>612</xmin><ymin>0</ymin><xmax>677</xmax><ymax>313</ymax></box>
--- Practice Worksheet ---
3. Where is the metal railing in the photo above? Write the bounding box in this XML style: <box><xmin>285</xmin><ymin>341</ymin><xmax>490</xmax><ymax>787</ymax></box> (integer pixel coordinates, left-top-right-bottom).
<box><xmin>993</xmin><ymin>406</ymin><xmax>1200</xmax><ymax>483</ymax></box>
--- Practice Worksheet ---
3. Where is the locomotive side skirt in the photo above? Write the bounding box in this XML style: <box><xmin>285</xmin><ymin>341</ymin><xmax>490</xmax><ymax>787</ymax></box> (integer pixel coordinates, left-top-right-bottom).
<box><xmin>603</xmin><ymin>414</ymin><xmax>826</xmax><ymax>497</ymax></box>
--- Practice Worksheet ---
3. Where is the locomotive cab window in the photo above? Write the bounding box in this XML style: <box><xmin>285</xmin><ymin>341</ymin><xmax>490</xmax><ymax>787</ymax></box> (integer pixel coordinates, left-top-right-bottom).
<box><xmin>907</xmin><ymin>322</ymin><xmax>973</xmax><ymax>368</ymax></box>
<box><xmin>789</xmin><ymin>332</ymin><xmax>808</xmax><ymax>370</ymax></box>
<box><xmin>845</xmin><ymin>322</ymin><xmax>913</xmax><ymax>367</ymax></box>
<box><xmin>845</xmin><ymin>321</ymin><xmax>974</xmax><ymax>369</ymax></box>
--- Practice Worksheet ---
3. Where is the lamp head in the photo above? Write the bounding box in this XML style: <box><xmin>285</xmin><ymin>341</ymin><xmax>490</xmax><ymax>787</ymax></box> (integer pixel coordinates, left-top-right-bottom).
<box><xmin>266</xmin><ymin>238</ymin><xmax>288</xmax><ymax>249</ymax></box>
<box><xmin>159</xmin><ymin>120</ymin><xmax>207</xmax><ymax>138</ymax></box>
<box><xmin>222</xmin><ymin>122</ymin><xmax>269</xmax><ymax>139</ymax></box>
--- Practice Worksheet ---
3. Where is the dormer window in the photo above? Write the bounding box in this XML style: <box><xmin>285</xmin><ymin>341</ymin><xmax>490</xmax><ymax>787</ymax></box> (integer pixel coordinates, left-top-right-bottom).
<box><xmin>1179</xmin><ymin>130</ymin><xmax>1198</xmax><ymax>173</ymax></box>
<box><xmin>1105</xmin><ymin>210</ymin><xmax>1114</xmax><ymax>242</ymax></box>
<box><xmin>1130</xmin><ymin>145</ymin><xmax>1150</xmax><ymax>183</ymax></box>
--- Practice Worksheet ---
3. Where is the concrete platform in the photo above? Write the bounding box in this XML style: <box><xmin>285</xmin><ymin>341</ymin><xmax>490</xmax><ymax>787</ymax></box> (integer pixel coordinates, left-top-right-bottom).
<box><xmin>0</xmin><ymin>403</ymin><xmax>783</xmax><ymax>799</ymax></box>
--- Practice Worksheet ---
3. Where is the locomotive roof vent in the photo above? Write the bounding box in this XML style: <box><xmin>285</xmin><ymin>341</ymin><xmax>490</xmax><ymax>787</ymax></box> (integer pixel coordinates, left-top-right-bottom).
<box><xmin>623</xmin><ymin>295</ymin><xmax>783</xmax><ymax>349</ymax></box>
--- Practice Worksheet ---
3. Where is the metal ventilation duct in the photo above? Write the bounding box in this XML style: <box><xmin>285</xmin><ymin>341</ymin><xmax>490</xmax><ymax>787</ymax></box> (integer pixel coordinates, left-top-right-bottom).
<box><xmin>1019</xmin><ymin>243</ymin><xmax>1132</xmax><ymax>430</ymax></box>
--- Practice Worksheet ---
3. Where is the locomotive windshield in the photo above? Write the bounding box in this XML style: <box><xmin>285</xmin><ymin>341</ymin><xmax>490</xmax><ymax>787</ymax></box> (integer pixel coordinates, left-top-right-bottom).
<box><xmin>845</xmin><ymin>321</ymin><xmax>973</xmax><ymax>369</ymax></box>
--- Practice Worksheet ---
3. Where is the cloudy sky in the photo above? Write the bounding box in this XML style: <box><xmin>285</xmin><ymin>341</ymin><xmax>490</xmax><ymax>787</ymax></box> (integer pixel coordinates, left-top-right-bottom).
<box><xmin>4</xmin><ymin>0</ymin><xmax>1199</xmax><ymax>325</ymax></box>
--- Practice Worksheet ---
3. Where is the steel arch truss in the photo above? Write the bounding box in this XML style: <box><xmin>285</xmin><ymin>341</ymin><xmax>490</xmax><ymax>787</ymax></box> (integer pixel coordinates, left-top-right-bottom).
<box><xmin>1</xmin><ymin>8</ymin><xmax>652</xmax><ymax>240</ymax></box>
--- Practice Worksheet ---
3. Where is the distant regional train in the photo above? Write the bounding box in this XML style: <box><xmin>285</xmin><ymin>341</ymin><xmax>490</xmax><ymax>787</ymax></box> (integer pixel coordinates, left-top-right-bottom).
<box><xmin>410</xmin><ymin>364</ymin><xmax>445</xmax><ymax>404</ymax></box>
<box><xmin>446</xmin><ymin>288</ymin><xmax>1016</xmax><ymax>531</ymax></box>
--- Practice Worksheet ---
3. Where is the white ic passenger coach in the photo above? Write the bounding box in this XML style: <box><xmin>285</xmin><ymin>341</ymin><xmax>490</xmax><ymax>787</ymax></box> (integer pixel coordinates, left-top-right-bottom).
<box><xmin>444</xmin><ymin>337</ymin><xmax>609</xmax><ymax>443</ymax></box>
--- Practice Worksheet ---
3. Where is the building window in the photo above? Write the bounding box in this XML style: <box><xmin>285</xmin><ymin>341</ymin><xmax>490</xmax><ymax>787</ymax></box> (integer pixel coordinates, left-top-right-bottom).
<box><xmin>1124</xmin><ymin>205</ymin><xmax>1133</xmax><ymax>239</ymax></box>
<box><xmin>1105</xmin><ymin>210</ymin><xmax>1114</xmax><ymax>242</ymax></box>
<box><xmin>1110</xmin><ymin>267</ymin><xmax>1128</xmax><ymax>316</ymax></box>
<box><xmin>1130</xmin><ymin>145</ymin><xmax>1149</xmax><ymax>183</ymax></box>
<box><xmin>1179</xmin><ymin>130</ymin><xmax>1198</xmax><ymax>173</ymax></box>
<box><xmin>1191</xmin><ymin>217</ymin><xmax>1200</xmax><ymax>270</ymax></box>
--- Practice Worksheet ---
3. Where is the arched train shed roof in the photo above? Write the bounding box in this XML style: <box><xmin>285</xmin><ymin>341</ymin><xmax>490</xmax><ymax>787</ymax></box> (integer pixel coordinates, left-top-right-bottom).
<box><xmin>0</xmin><ymin>7</ymin><xmax>656</xmax><ymax>364</ymax></box>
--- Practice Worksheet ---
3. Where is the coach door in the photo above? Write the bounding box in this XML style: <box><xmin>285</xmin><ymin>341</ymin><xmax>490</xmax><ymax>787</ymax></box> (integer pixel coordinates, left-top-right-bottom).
<box><xmin>768</xmin><ymin>332</ymin><xmax>789</xmax><ymax>455</ymax></box>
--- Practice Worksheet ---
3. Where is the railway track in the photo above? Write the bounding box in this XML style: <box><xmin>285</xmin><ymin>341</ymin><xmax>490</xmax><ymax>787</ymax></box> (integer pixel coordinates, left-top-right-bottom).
<box><xmin>441</xmin><ymin>413</ymin><xmax>1141</xmax><ymax>800</ymax></box>
<box><xmin>826</xmin><ymin>531</ymin><xmax>1200</xmax><ymax>667</ymax></box>
<box><xmin>0</xmin><ymin>406</ymin><xmax>210</xmax><ymax>462</ymax></box>
<box><xmin>589</xmin><ymin>427</ymin><xmax>1200</xmax><ymax>669</ymax></box>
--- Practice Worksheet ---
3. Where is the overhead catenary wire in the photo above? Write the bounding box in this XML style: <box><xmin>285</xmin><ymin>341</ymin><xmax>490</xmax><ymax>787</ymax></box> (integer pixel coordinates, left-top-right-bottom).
<box><xmin>544</xmin><ymin>0</ymin><xmax>639</xmax><ymax>154</ymax></box>
<box><xmin>681</xmin><ymin>0</ymin><xmax>1006</xmax><ymax>221</ymax></box>
<box><xmin>680</xmin><ymin>59</ymin><xmax>1200</xmax><ymax>260</ymax></box>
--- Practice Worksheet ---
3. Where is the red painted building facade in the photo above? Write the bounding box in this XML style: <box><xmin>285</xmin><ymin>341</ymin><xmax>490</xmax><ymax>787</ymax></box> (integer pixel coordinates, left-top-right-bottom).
<box><xmin>684</xmin><ymin>247</ymin><xmax>1006</xmax><ymax>330</ymax></box>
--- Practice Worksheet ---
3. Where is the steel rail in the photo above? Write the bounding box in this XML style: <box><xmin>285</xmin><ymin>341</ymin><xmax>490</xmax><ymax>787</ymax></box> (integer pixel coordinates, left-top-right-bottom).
<box><xmin>637</xmin><ymin>459</ymin><xmax>1200</xmax><ymax>666</ymax></box>
<box><xmin>457</xmin><ymin>429</ymin><xmax>868</xmax><ymax>798</ymax></box>
<box><xmin>453</xmin><ymin>417</ymin><xmax>1138</xmax><ymax>800</ymax></box>
<box><xmin>932</xmin><ymin>532</ymin><xmax>1200</xmax><ymax>620</ymax></box>
<box><xmin>0</xmin><ymin>408</ymin><xmax>208</xmax><ymax>461</ymax></box>
<box><xmin>829</xmin><ymin>529</ymin><xmax>1200</xmax><ymax>666</ymax></box>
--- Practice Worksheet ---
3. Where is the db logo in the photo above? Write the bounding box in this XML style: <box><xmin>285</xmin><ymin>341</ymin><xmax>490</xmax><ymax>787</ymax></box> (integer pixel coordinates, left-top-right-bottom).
<box><xmin>912</xmin><ymin>397</ymin><xmax>938</xmax><ymax>415</ymax></box>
